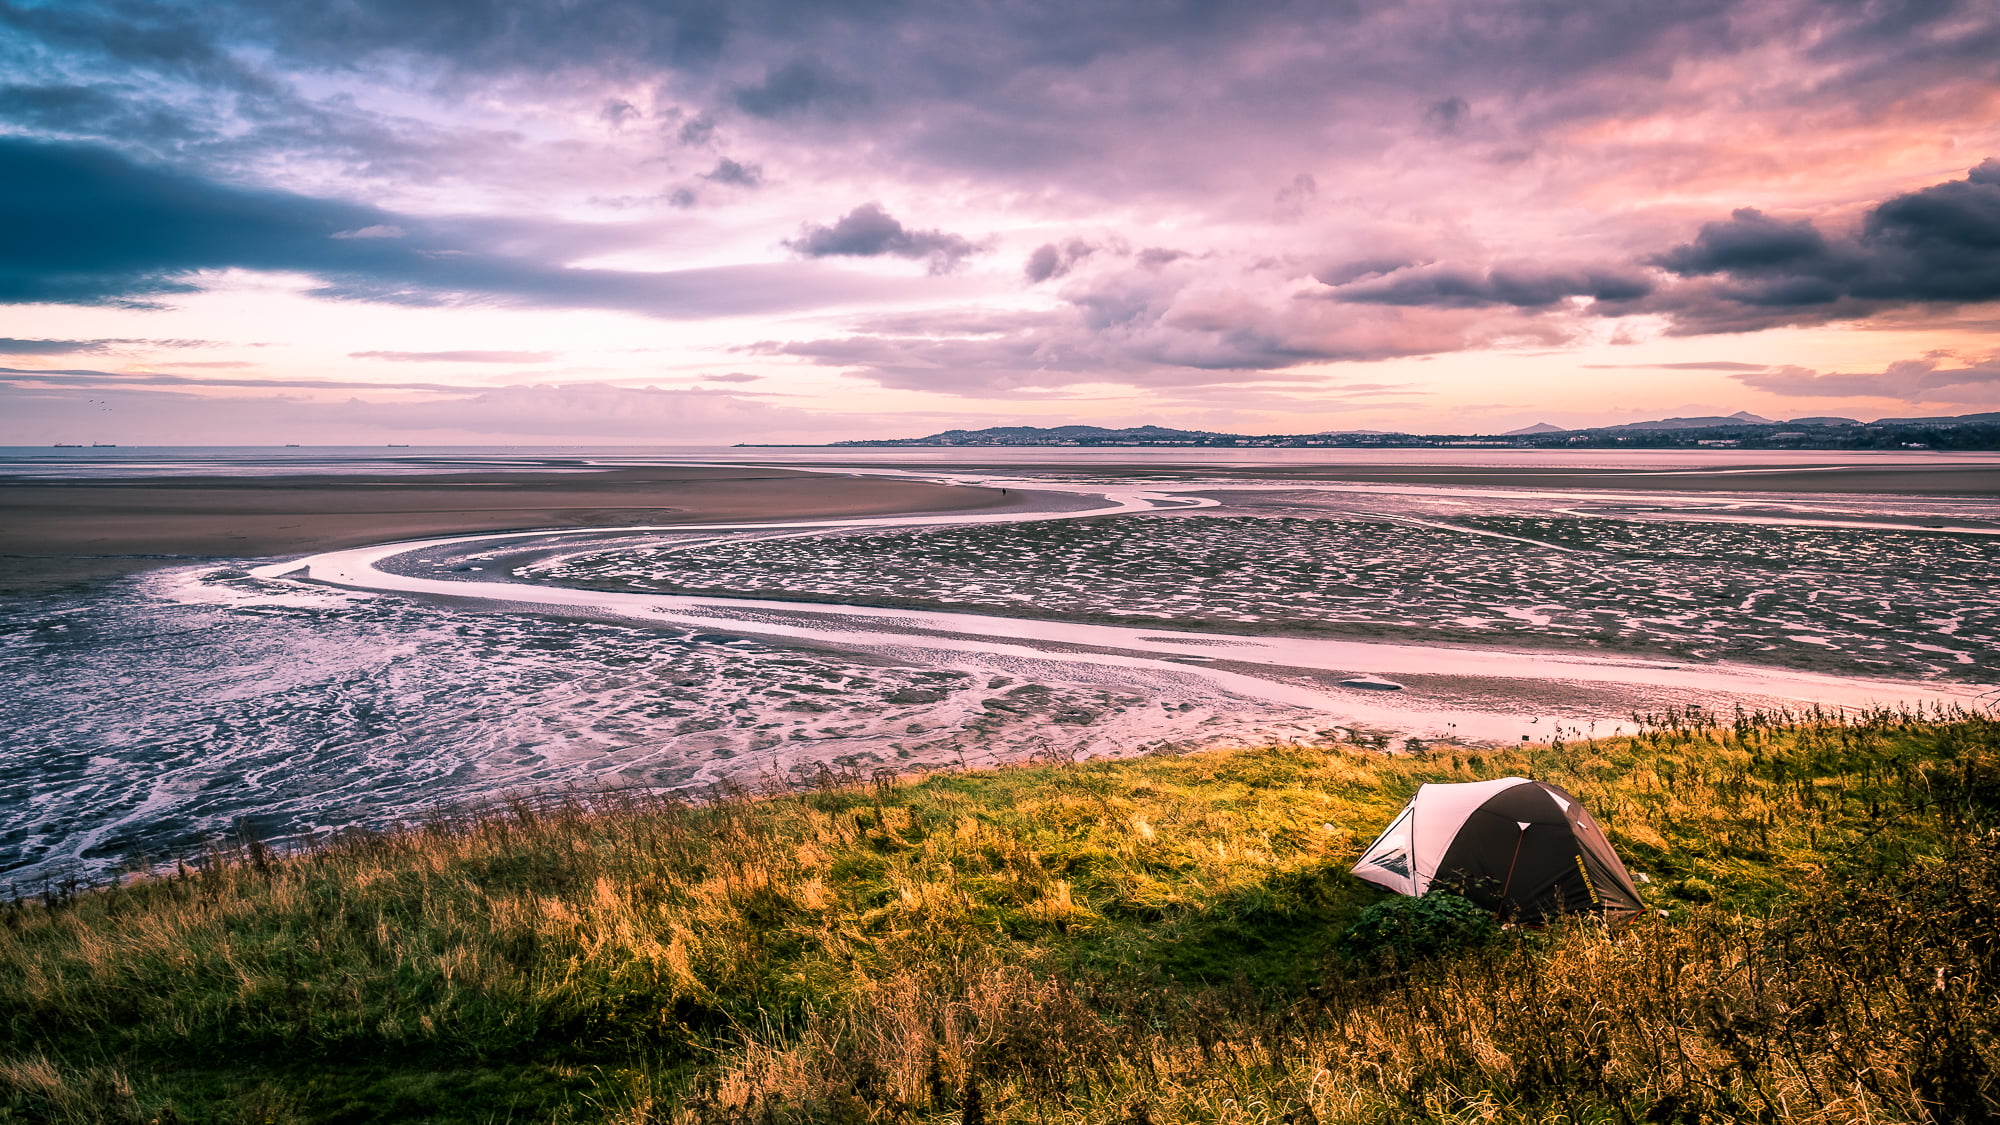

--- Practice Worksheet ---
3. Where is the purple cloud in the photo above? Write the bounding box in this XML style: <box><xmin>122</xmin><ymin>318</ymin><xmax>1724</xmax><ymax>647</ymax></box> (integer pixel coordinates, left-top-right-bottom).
<box><xmin>0</xmin><ymin>337</ymin><xmax>221</xmax><ymax>354</ymax></box>
<box><xmin>1734</xmin><ymin>355</ymin><xmax>2000</xmax><ymax>400</ymax></box>
<box><xmin>1025</xmin><ymin>240</ymin><xmax>1097</xmax><ymax>283</ymax></box>
<box><xmin>1328</xmin><ymin>264</ymin><xmax>1653</xmax><ymax>309</ymax></box>
<box><xmin>2</xmin><ymin>0</ymin><xmax>1998</xmax><ymax>426</ymax></box>
<box><xmin>1641</xmin><ymin>160</ymin><xmax>2000</xmax><ymax>333</ymax></box>
<box><xmin>0</xmin><ymin>138</ymin><xmax>930</xmax><ymax>316</ymax></box>
<box><xmin>700</xmin><ymin>158</ymin><xmax>764</xmax><ymax>188</ymax></box>
<box><xmin>0</xmin><ymin>338</ymin><xmax>116</xmax><ymax>355</ymax></box>
<box><xmin>785</xmin><ymin>203</ymin><xmax>983</xmax><ymax>274</ymax></box>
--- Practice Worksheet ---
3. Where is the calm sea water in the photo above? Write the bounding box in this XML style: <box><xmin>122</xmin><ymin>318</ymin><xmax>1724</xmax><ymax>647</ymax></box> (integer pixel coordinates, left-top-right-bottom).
<box><xmin>5</xmin><ymin>444</ymin><xmax>2000</xmax><ymax>480</ymax></box>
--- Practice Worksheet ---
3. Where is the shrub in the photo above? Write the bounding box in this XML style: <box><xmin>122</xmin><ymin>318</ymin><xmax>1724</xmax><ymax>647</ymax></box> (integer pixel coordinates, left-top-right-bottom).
<box><xmin>1336</xmin><ymin>890</ymin><xmax>1497</xmax><ymax>967</ymax></box>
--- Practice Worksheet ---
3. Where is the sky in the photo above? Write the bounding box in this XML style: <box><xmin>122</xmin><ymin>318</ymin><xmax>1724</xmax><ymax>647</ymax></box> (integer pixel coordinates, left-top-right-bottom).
<box><xmin>2</xmin><ymin>0</ymin><xmax>1999</xmax><ymax>445</ymax></box>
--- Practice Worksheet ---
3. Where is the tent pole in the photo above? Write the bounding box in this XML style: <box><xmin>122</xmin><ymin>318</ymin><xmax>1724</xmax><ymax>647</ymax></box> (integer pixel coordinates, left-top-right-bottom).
<box><xmin>1498</xmin><ymin>826</ymin><xmax>1527</xmax><ymax>908</ymax></box>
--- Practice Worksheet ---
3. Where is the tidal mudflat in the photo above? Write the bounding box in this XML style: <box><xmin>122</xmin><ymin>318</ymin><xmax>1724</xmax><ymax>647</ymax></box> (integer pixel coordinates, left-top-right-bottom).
<box><xmin>3</xmin><ymin>571</ymin><xmax>1284</xmax><ymax>887</ymax></box>
<box><xmin>535</xmin><ymin>492</ymin><xmax>2000</xmax><ymax>682</ymax></box>
<box><xmin>3</xmin><ymin>455</ymin><xmax>1997</xmax><ymax>885</ymax></box>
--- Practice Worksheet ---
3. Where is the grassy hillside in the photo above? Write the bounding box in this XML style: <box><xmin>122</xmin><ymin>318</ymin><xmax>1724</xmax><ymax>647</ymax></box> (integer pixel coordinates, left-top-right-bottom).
<box><xmin>2</xmin><ymin>706</ymin><xmax>1996</xmax><ymax>1123</ymax></box>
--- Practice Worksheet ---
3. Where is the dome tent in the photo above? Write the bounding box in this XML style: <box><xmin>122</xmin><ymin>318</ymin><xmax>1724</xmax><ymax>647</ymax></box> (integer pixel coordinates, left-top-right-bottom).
<box><xmin>1350</xmin><ymin>777</ymin><xmax>1645</xmax><ymax>924</ymax></box>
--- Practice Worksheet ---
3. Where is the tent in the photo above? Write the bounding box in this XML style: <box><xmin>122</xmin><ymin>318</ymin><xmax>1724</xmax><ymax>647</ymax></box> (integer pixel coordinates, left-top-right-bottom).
<box><xmin>1351</xmin><ymin>777</ymin><xmax>1645</xmax><ymax>924</ymax></box>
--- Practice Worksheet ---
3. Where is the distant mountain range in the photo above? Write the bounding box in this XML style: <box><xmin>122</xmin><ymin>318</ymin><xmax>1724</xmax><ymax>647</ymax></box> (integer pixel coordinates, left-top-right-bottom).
<box><xmin>1504</xmin><ymin>411</ymin><xmax>1820</xmax><ymax>435</ymax></box>
<box><xmin>855</xmin><ymin>425</ymin><xmax>1231</xmax><ymax>446</ymax></box>
<box><xmin>812</xmin><ymin>411</ymin><xmax>2000</xmax><ymax>451</ymax></box>
<box><xmin>1877</xmin><ymin>411</ymin><xmax>2000</xmax><ymax>425</ymax></box>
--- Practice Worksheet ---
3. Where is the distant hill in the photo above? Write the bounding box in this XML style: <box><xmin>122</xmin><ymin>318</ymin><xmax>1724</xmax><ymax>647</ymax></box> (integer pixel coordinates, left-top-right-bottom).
<box><xmin>1874</xmin><ymin>411</ymin><xmax>2000</xmax><ymax>425</ymax></box>
<box><xmin>1592</xmin><ymin>411</ymin><xmax>1778</xmax><ymax>432</ymax></box>
<box><xmin>810</xmin><ymin>411</ymin><xmax>2000</xmax><ymax>451</ymax></box>
<box><xmin>836</xmin><ymin>424</ymin><xmax>1224</xmax><ymax>447</ymax></box>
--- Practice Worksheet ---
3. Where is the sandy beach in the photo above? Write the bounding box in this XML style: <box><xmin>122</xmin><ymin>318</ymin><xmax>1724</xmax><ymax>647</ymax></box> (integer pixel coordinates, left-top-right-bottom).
<box><xmin>0</xmin><ymin>466</ymin><xmax>1010</xmax><ymax>596</ymax></box>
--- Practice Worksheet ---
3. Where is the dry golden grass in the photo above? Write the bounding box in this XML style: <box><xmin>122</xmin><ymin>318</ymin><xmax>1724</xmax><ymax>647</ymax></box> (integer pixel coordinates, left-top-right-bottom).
<box><xmin>2</xmin><ymin>705</ymin><xmax>1995</xmax><ymax>1123</ymax></box>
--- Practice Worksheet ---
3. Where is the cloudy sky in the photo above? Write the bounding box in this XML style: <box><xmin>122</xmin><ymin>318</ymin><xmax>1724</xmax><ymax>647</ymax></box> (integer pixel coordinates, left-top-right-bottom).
<box><xmin>3</xmin><ymin>0</ymin><xmax>1999</xmax><ymax>444</ymax></box>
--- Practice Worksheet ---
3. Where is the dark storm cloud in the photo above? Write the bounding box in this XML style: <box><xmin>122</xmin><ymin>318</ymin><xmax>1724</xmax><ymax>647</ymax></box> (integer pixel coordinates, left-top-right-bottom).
<box><xmin>0</xmin><ymin>338</ymin><xmax>113</xmax><ymax>355</ymax></box>
<box><xmin>0</xmin><ymin>1</ymin><xmax>268</xmax><ymax>91</ymax></box>
<box><xmin>701</xmin><ymin>158</ymin><xmax>763</xmax><ymax>187</ymax></box>
<box><xmin>1862</xmin><ymin>159</ymin><xmax>2000</xmax><ymax>300</ymax></box>
<box><xmin>225</xmin><ymin>0</ymin><xmax>1745</xmax><ymax>126</ymax></box>
<box><xmin>785</xmin><ymin>203</ymin><xmax>983</xmax><ymax>274</ymax></box>
<box><xmin>599</xmin><ymin>98</ymin><xmax>641</xmax><ymax>127</ymax></box>
<box><xmin>0</xmin><ymin>138</ymin><xmax>922</xmax><ymax>315</ymax></box>
<box><xmin>1423</xmin><ymin>96</ymin><xmax>1469</xmax><ymax>135</ymax></box>
<box><xmin>142</xmin><ymin>0</ymin><xmax>1281</xmax><ymax>80</ymax></box>
<box><xmin>22</xmin><ymin>0</ymin><xmax>1985</xmax><ymax>195</ymax></box>
<box><xmin>1273</xmin><ymin>172</ymin><xmax>1317</xmax><ymax>217</ymax></box>
<box><xmin>1640</xmin><ymin>159</ymin><xmax>2000</xmax><ymax>332</ymax></box>
<box><xmin>0</xmin><ymin>336</ymin><xmax>220</xmax><ymax>354</ymax></box>
<box><xmin>1799</xmin><ymin>0</ymin><xmax>2000</xmax><ymax>101</ymax></box>
<box><xmin>731</xmin><ymin>58</ymin><xmax>868</xmax><ymax>119</ymax></box>
<box><xmin>1654</xmin><ymin>209</ymin><xmax>1831</xmax><ymax>277</ymax></box>
<box><xmin>1024</xmin><ymin>244</ymin><xmax>1064</xmax><ymax>283</ymax></box>
<box><xmin>0</xmin><ymin>0</ymin><xmax>393</xmax><ymax>174</ymax></box>
<box><xmin>1024</xmin><ymin>240</ymin><xmax>1097</xmax><ymax>283</ymax></box>
<box><xmin>1328</xmin><ymin>264</ymin><xmax>1654</xmax><ymax>309</ymax></box>
<box><xmin>0</xmin><ymin>1</ymin><xmax>630</xmax><ymax>193</ymax></box>
<box><xmin>0</xmin><ymin>136</ymin><xmax>405</xmax><ymax>306</ymax></box>
<box><xmin>1308</xmin><ymin>161</ymin><xmax>2000</xmax><ymax>337</ymax></box>
<box><xmin>1</xmin><ymin>0</ymin><xmax>1993</xmax><ymax>287</ymax></box>
<box><xmin>0</xmin><ymin>83</ymin><xmax>199</xmax><ymax>144</ymax></box>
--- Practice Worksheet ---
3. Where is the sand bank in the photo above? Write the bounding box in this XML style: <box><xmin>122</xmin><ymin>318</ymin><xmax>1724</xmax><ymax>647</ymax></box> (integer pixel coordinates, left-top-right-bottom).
<box><xmin>0</xmin><ymin>466</ymin><xmax>1010</xmax><ymax>596</ymax></box>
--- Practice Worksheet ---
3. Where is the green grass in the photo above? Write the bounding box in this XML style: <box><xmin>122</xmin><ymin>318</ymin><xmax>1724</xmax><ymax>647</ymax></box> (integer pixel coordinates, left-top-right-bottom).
<box><xmin>3</xmin><ymin>705</ymin><xmax>1996</xmax><ymax>1123</ymax></box>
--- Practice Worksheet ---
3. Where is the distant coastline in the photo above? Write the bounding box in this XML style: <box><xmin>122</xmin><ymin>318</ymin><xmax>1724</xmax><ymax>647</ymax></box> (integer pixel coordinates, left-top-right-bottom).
<box><xmin>813</xmin><ymin>412</ymin><xmax>2000</xmax><ymax>451</ymax></box>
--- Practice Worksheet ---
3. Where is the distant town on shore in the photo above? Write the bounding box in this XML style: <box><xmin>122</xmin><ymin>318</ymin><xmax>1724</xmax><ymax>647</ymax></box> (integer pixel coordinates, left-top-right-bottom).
<box><xmin>796</xmin><ymin>410</ymin><xmax>2000</xmax><ymax>451</ymax></box>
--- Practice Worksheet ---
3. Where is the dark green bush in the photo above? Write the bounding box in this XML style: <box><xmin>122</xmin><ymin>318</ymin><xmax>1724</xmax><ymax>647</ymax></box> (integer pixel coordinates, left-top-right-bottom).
<box><xmin>1337</xmin><ymin>891</ymin><xmax>1497</xmax><ymax>967</ymax></box>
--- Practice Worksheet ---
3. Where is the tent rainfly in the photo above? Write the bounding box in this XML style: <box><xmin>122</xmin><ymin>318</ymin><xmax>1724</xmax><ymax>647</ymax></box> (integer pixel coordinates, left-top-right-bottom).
<box><xmin>1351</xmin><ymin>777</ymin><xmax>1645</xmax><ymax>924</ymax></box>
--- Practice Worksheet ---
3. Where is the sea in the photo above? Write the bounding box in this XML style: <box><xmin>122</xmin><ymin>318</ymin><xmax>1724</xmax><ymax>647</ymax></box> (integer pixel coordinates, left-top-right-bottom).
<box><xmin>7</xmin><ymin>443</ymin><xmax>2000</xmax><ymax>477</ymax></box>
